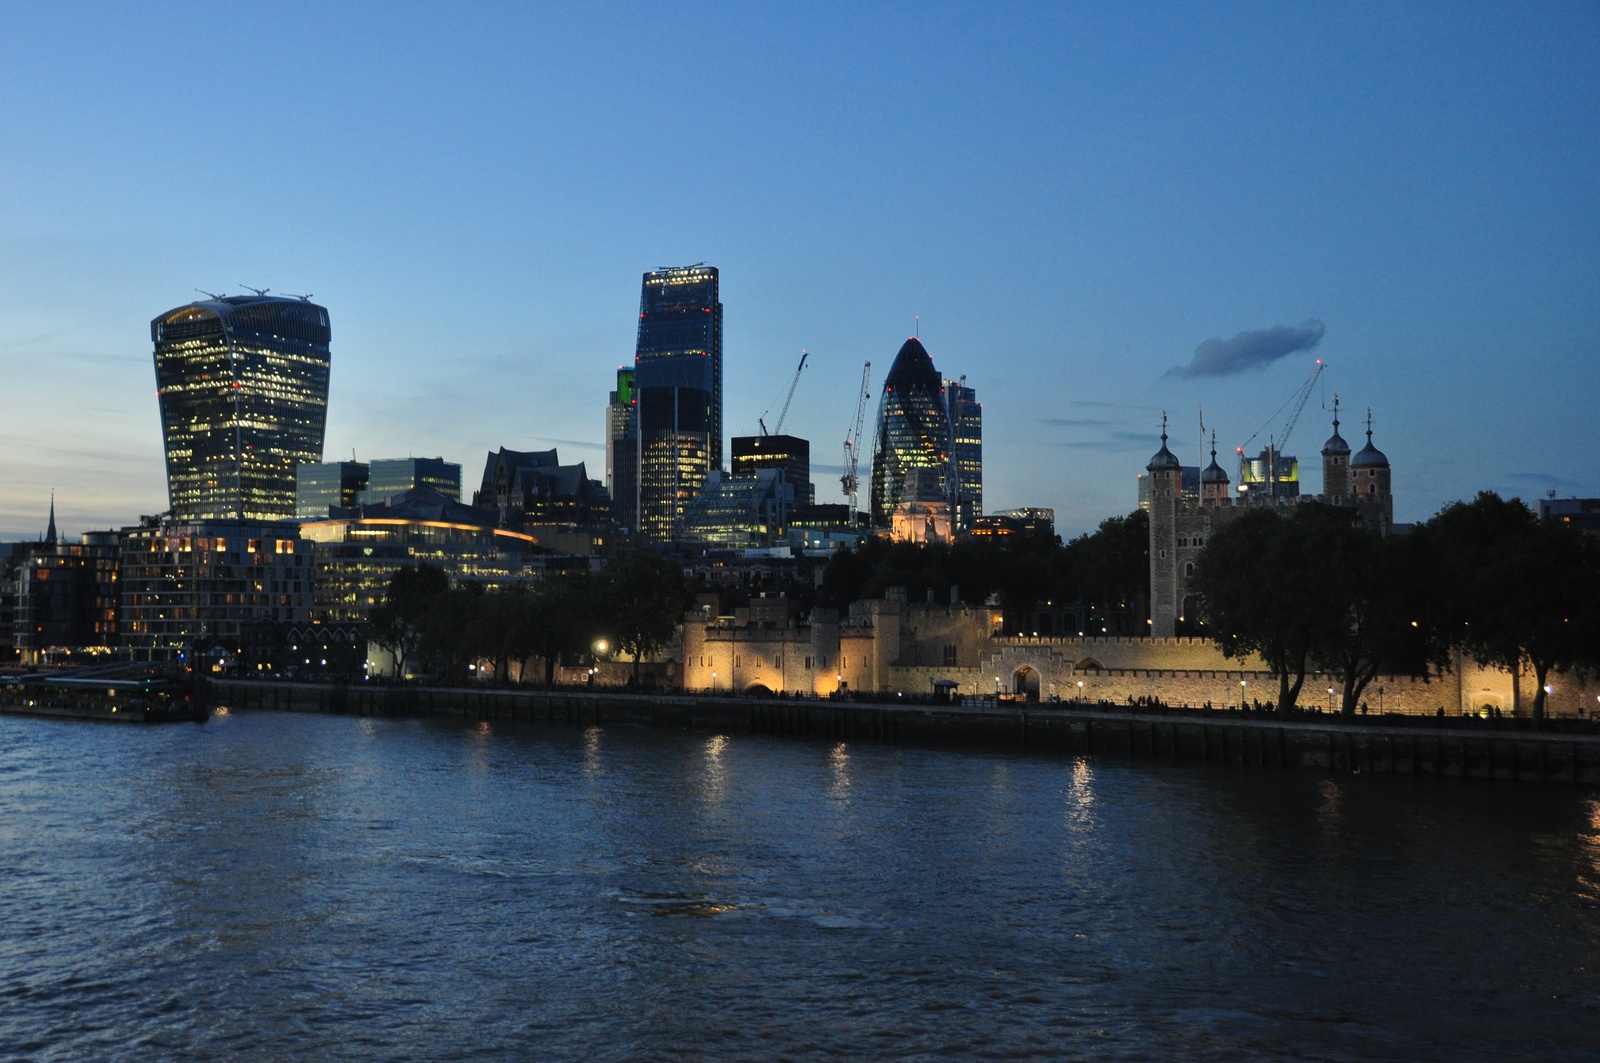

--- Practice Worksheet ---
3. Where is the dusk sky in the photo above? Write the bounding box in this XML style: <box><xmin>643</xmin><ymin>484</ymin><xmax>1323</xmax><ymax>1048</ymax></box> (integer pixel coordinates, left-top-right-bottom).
<box><xmin>2</xmin><ymin>3</ymin><xmax>1596</xmax><ymax>539</ymax></box>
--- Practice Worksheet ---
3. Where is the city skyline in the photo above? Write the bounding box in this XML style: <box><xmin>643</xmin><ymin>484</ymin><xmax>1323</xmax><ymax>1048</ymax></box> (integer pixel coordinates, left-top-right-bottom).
<box><xmin>2</xmin><ymin>5</ymin><xmax>1597</xmax><ymax>539</ymax></box>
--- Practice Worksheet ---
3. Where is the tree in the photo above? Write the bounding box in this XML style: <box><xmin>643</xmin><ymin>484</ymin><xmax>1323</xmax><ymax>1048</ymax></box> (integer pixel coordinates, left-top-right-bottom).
<box><xmin>1192</xmin><ymin>504</ymin><xmax>1349</xmax><ymax>715</ymax></box>
<box><xmin>368</xmin><ymin>563</ymin><xmax>449</xmax><ymax>678</ymax></box>
<box><xmin>596</xmin><ymin>555</ymin><xmax>694</xmax><ymax>684</ymax></box>
<box><xmin>1307</xmin><ymin>519</ymin><xmax>1446</xmax><ymax>717</ymax></box>
<box><xmin>415</xmin><ymin>585</ymin><xmax>483</xmax><ymax>683</ymax></box>
<box><xmin>1065</xmin><ymin>509</ymin><xmax>1149</xmax><ymax>635</ymax></box>
<box><xmin>461</xmin><ymin>591</ymin><xmax>522</xmax><ymax>685</ymax></box>
<box><xmin>505</xmin><ymin>571</ymin><xmax>598</xmax><ymax>687</ymax></box>
<box><xmin>1421</xmin><ymin>493</ymin><xmax>1600</xmax><ymax>724</ymax></box>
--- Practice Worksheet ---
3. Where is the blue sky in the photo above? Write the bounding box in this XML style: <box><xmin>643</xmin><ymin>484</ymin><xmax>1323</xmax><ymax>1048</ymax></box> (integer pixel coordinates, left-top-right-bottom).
<box><xmin>2</xmin><ymin>2</ymin><xmax>1596</xmax><ymax>539</ymax></box>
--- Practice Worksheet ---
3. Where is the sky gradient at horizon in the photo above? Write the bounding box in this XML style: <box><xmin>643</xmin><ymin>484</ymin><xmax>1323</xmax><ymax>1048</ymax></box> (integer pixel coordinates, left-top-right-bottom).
<box><xmin>2</xmin><ymin>3</ymin><xmax>1596</xmax><ymax>539</ymax></box>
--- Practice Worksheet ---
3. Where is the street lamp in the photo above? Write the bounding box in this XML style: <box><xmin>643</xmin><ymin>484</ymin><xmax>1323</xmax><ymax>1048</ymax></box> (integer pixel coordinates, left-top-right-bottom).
<box><xmin>1077</xmin><ymin>679</ymin><xmax>1084</xmax><ymax>706</ymax></box>
<box><xmin>1327</xmin><ymin>686</ymin><xmax>1335</xmax><ymax>713</ymax></box>
<box><xmin>712</xmin><ymin>670</ymin><xmax>717</xmax><ymax>694</ymax></box>
<box><xmin>1240</xmin><ymin>679</ymin><xmax>1248</xmax><ymax>710</ymax></box>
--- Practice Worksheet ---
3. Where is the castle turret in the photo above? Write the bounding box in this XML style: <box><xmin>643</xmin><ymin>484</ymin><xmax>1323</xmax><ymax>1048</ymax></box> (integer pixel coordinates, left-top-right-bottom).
<box><xmin>1321</xmin><ymin>397</ymin><xmax>1351</xmax><ymax>502</ymax></box>
<box><xmin>1350</xmin><ymin>408</ymin><xmax>1392</xmax><ymax>531</ymax></box>
<box><xmin>1146</xmin><ymin>415</ymin><xmax>1182</xmax><ymax>637</ymax></box>
<box><xmin>1200</xmin><ymin>432</ymin><xmax>1230</xmax><ymax>507</ymax></box>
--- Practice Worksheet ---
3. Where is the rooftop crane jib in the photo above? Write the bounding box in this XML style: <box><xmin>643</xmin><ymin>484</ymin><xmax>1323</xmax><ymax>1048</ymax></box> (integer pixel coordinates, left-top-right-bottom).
<box><xmin>760</xmin><ymin>350</ymin><xmax>809</xmax><ymax>437</ymax></box>
<box><xmin>840</xmin><ymin>361</ymin><xmax>872</xmax><ymax>521</ymax></box>
<box><xmin>1237</xmin><ymin>360</ymin><xmax>1325</xmax><ymax>498</ymax></box>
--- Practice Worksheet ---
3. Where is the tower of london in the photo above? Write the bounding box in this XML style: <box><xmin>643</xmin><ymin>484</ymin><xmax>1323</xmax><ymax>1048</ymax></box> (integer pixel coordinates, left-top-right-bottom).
<box><xmin>1145</xmin><ymin>400</ymin><xmax>1393</xmax><ymax>636</ymax></box>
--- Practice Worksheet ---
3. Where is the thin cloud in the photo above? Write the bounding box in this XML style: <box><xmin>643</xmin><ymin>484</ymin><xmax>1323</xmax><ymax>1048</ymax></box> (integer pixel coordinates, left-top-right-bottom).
<box><xmin>1045</xmin><ymin>429</ymin><xmax>1160</xmax><ymax>452</ymax></box>
<box><xmin>1504</xmin><ymin>472</ymin><xmax>1596</xmax><ymax>494</ymax></box>
<box><xmin>1168</xmin><ymin>319</ymin><xmax>1326</xmax><ymax>378</ymax></box>
<box><xmin>1040</xmin><ymin>417</ymin><xmax>1118</xmax><ymax>429</ymax></box>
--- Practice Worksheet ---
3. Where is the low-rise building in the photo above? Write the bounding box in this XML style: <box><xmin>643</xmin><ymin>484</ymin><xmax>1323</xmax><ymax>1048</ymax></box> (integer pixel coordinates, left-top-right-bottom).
<box><xmin>298</xmin><ymin>488</ymin><xmax>571</xmax><ymax>621</ymax></box>
<box><xmin>14</xmin><ymin>531</ymin><xmax>122</xmax><ymax>665</ymax></box>
<box><xmin>119</xmin><ymin>518</ymin><xmax>315</xmax><ymax>660</ymax></box>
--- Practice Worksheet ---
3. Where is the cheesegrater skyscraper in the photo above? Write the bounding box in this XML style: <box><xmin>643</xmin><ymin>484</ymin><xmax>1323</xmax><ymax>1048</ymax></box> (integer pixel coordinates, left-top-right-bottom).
<box><xmin>151</xmin><ymin>294</ymin><xmax>331</xmax><ymax>521</ymax></box>
<box><xmin>631</xmin><ymin>265</ymin><xmax>722</xmax><ymax>541</ymax></box>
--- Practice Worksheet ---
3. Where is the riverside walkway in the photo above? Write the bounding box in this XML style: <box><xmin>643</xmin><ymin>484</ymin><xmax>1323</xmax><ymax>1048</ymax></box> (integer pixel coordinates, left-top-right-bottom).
<box><xmin>212</xmin><ymin>679</ymin><xmax>1600</xmax><ymax>786</ymax></box>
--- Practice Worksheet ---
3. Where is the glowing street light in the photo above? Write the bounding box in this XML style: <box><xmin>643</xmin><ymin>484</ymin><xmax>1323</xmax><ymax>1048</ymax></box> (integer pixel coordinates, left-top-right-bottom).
<box><xmin>1240</xmin><ymin>679</ymin><xmax>1248</xmax><ymax>710</ymax></box>
<box><xmin>1077</xmin><ymin>679</ymin><xmax>1084</xmax><ymax>706</ymax></box>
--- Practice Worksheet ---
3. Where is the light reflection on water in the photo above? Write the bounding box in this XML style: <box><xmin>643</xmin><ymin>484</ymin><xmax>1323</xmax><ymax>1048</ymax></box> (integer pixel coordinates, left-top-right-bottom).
<box><xmin>0</xmin><ymin>710</ymin><xmax>1597</xmax><ymax>1062</ymax></box>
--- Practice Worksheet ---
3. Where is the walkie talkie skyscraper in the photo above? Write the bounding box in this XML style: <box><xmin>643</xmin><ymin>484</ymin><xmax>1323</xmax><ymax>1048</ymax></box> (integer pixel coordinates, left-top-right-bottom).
<box><xmin>151</xmin><ymin>294</ymin><xmax>331</xmax><ymax>521</ymax></box>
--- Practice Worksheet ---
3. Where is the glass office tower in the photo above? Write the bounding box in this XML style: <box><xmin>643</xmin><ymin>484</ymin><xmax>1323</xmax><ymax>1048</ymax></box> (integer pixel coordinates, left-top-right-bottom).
<box><xmin>152</xmin><ymin>295</ymin><xmax>331</xmax><ymax>521</ymax></box>
<box><xmin>606</xmin><ymin>367</ymin><xmax>638</xmax><ymax>527</ymax></box>
<box><xmin>361</xmin><ymin>457</ymin><xmax>462</xmax><ymax>503</ymax></box>
<box><xmin>296</xmin><ymin>461</ymin><xmax>370</xmax><ymax>520</ymax></box>
<box><xmin>633</xmin><ymin>265</ymin><xmax>721</xmax><ymax>541</ymax></box>
<box><xmin>732</xmin><ymin>434</ymin><xmax>812</xmax><ymax>505</ymax></box>
<box><xmin>942</xmin><ymin>379</ymin><xmax>982</xmax><ymax>531</ymax></box>
<box><xmin>870</xmin><ymin>338</ymin><xmax>949</xmax><ymax>527</ymax></box>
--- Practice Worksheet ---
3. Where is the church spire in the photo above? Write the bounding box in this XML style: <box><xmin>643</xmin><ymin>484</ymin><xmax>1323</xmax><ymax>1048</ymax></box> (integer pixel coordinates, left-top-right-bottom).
<box><xmin>45</xmin><ymin>491</ymin><xmax>58</xmax><ymax>546</ymax></box>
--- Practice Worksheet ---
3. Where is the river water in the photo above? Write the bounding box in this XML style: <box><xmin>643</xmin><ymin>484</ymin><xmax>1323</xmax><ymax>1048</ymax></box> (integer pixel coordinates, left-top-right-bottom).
<box><xmin>1</xmin><ymin>709</ymin><xmax>1596</xmax><ymax>1061</ymax></box>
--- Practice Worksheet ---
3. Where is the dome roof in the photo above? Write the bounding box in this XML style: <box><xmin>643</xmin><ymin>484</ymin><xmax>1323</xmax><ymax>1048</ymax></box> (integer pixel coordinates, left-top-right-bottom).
<box><xmin>1351</xmin><ymin>432</ymin><xmax>1388</xmax><ymax>468</ymax></box>
<box><xmin>1147</xmin><ymin>428</ymin><xmax>1182</xmax><ymax>472</ymax></box>
<box><xmin>1322</xmin><ymin>424</ymin><xmax>1350</xmax><ymax>456</ymax></box>
<box><xmin>1200</xmin><ymin>434</ymin><xmax>1228</xmax><ymax>483</ymax></box>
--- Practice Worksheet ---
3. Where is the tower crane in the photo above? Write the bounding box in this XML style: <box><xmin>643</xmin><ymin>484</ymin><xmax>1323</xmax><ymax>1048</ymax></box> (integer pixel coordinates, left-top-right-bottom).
<box><xmin>1237</xmin><ymin>360</ymin><xmax>1326</xmax><ymax>496</ymax></box>
<box><xmin>759</xmin><ymin>350</ymin><xmax>809</xmax><ymax>436</ymax></box>
<box><xmin>840</xmin><ymin>360</ymin><xmax>872</xmax><ymax>521</ymax></box>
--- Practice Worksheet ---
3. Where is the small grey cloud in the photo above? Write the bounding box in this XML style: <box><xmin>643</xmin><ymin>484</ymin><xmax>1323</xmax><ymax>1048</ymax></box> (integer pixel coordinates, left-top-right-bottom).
<box><xmin>1069</xmin><ymin>399</ymin><xmax>1156</xmax><ymax>411</ymax></box>
<box><xmin>1168</xmin><ymin>319</ymin><xmax>1326</xmax><ymax>378</ymax></box>
<box><xmin>1504</xmin><ymin>472</ymin><xmax>1596</xmax><ymax>493</ymax></box>
<box><xmin>1045</xmin><ymin>429</ymin><xmax>1161</xmax><ymax>452</ymax></box>
<box><xmin>532</xmin><ymin>437</ymin><xmax>603</xmax><ymax>453</ymax></box>
<box><xmin>1040</xmin><ymin>417</ymin><xmax>1118</xmax><ymax>429</ymax></box>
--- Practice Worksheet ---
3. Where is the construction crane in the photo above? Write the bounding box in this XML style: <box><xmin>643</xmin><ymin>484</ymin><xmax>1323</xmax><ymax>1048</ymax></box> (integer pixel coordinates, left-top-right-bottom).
<box><xmin>840</xmin><ymin>361</ymin><xmax>872</xmax><ymax>520</ymax></box>
<box><xmin>1237</xmin><ymin>360</ymin><xmax>1326</xmax><ymax>496</ymax></box>
<box><xmin>759</xmin><ymin>350</ymin><xmax>809</xmax><ymax>436</ymax></box>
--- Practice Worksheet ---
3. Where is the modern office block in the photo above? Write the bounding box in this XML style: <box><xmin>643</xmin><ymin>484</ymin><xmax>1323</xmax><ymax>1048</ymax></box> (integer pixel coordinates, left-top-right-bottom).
<box><xmin>151</xmin><ymin>295</ymin><xmax>331</xmax><ymax>521</ymax></box>
<box><xmin>296</xmin><ymin>461</ymin><xmax>370</xmax><ymax>520</ymax></box>
<box><xmin>361</xmin><ymin>457</ymin><xmax>461</xmax><ymax>503</ymax></box>
<box><xmin>633</xmin><ymin>265</ymin><xmax>722</xmax><ymax>541</ymax></box>
<box><xmin>942</xmin><ymin>379</ymin><xmax>982</xmax><ymax>531</ymax></box>
<box><xmin>732</xmin><ymin>434</ymin><xmax>812</xmax><ymax>506</ymax></box>
<box><xmin>299</xmin><ymin>489</ymin><xmax>559</xmax><ymax>622</ymax></box>
<box><xmin>677</xmin><ymin>469</ymin><xmax>792</xmax><ymax>547</ymax></box>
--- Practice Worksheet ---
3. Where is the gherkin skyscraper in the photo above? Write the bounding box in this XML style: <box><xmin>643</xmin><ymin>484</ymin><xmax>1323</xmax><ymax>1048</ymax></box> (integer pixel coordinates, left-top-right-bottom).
<box><xmin>869</xmin><ymin>338</ymin><xmax>949</xmax><ymax>527</ymax></box>
<box><xmin>151</xmin><ymin>295</ymin><xmax>331</xmax><ymax>521</ymax></box>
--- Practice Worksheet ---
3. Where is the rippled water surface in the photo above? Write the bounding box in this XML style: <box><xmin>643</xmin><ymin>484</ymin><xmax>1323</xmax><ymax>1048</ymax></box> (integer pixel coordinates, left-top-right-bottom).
<box><xmin>2</xmin><ymin>709</ymin><xmax>1597</xmax><ymax>1060</ymax></box>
